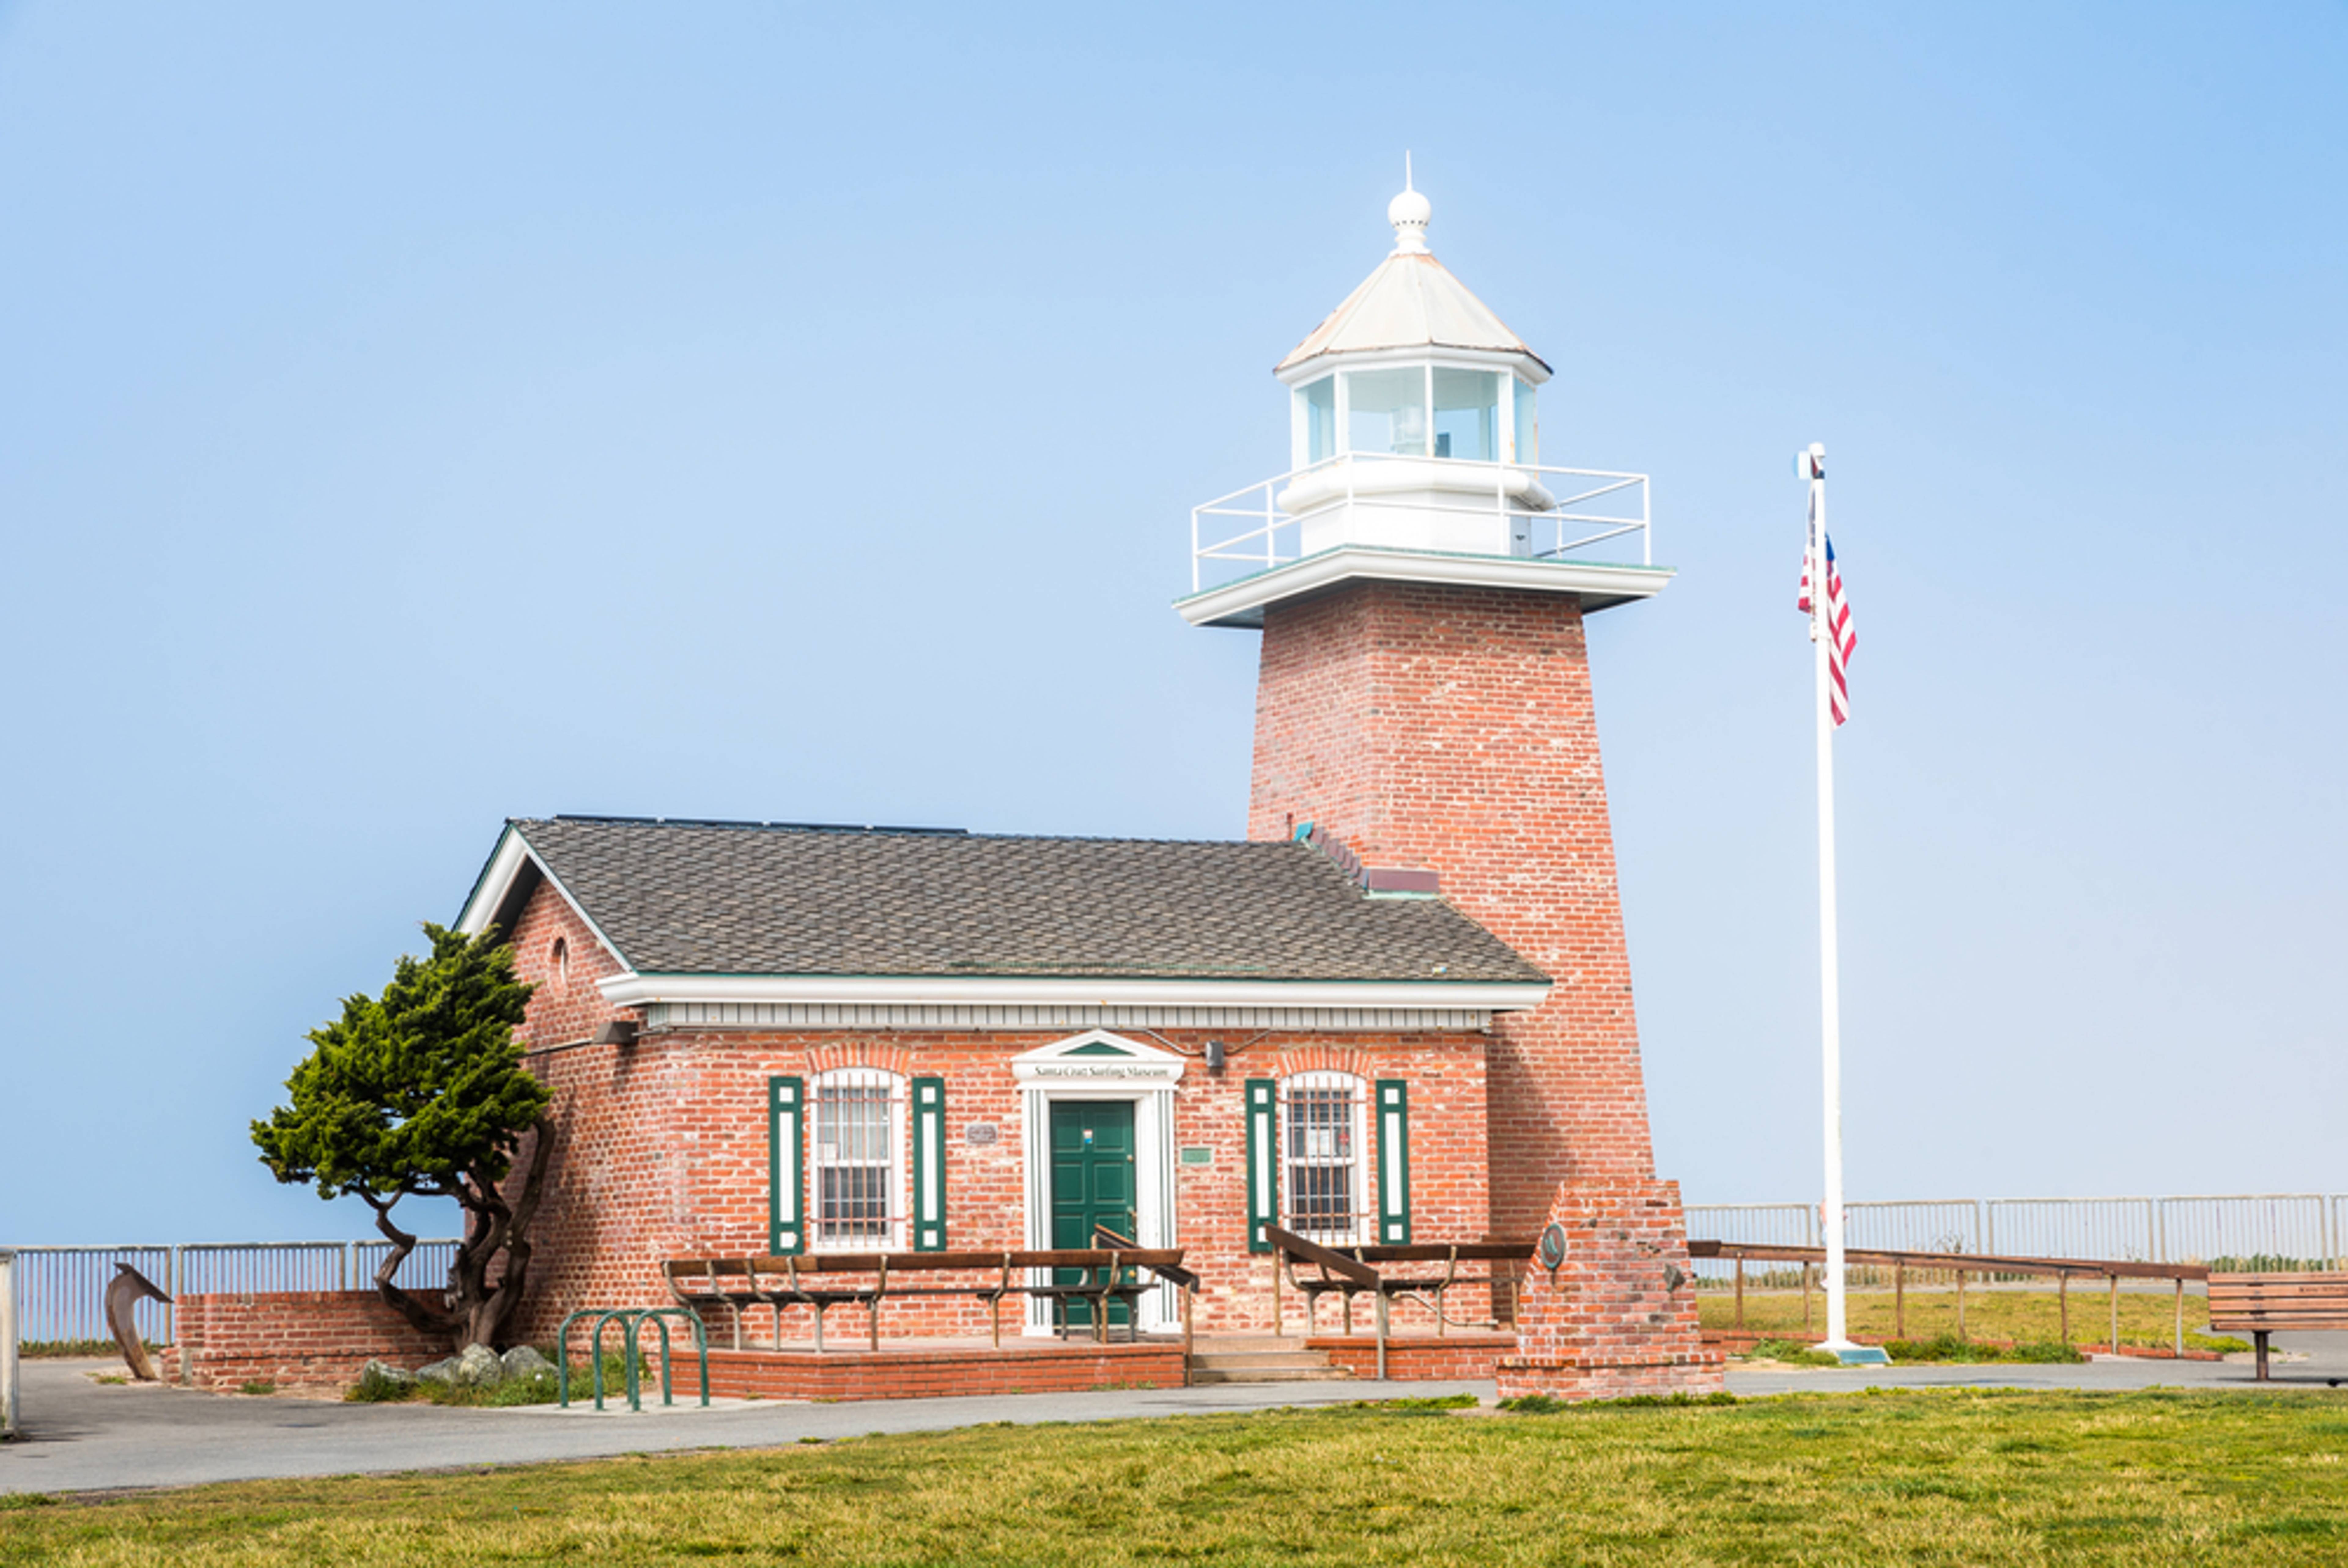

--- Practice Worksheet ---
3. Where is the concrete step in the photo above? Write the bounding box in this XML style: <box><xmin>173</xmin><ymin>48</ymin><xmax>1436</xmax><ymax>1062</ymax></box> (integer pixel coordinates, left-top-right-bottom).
<box><xmin>1185</xmin><ymin>1338</ymin><xmax>1352</xmax><ymax>1384</ymax></box>
<box><xmin>1189</xmin><ymin>1349</ymin><xmax>1338</xmax><ymax>1370</ymax></box>
<box><xmin>1189</xmin><ymin>1364</ymin><xmax>1356</xmax><ymax>1384</ymax></box>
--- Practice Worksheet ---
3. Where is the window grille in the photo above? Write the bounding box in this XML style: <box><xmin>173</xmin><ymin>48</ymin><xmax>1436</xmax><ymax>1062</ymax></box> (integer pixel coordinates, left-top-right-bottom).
<box><xmin>811</xmin><ymin>1069</ymin><xmax>903</xmax><ymax>1249</ymax></box>
<box><xmin>1282</xmin><ymin>1072</ymin><xmax>1368</xmax><ymax>1245</ymax></box>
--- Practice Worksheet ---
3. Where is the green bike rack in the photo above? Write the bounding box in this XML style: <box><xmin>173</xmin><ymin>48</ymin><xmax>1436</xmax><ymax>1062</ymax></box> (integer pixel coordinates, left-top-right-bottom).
<box><xmin>556</xmin><ymin>1305</ymin><xmax>710</xmax><ymax>1411</ymax></box>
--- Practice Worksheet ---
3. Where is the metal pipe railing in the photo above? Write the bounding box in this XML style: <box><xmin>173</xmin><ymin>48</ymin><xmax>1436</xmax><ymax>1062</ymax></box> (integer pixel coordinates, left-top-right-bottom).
<box><xmin>5</xmin><ymin>1239</ymin><xmax>461</xmax><ymax>1348</ymax></box>
<box><xmin>1189</xmin><ymin>455</ymin><xmax>1653</xmax><ymax>593</ymax></box>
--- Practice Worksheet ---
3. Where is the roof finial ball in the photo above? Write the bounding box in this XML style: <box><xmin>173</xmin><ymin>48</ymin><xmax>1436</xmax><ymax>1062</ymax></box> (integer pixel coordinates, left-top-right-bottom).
<box><xmin>1388</xmin><ymin>153</ymin><xmax>1431</xmax><ymax>254</ymax></box>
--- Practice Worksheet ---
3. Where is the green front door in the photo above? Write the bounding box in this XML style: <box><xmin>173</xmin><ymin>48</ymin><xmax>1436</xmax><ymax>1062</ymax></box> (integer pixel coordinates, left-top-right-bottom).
<box><xmin>1049</xmin><ymin>1099</ymin><xmax>1138</xmax><ymax>1330</ymax></box>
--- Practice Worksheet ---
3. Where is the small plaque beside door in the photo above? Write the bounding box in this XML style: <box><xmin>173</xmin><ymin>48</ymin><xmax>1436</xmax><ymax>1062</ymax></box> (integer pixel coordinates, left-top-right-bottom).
<box><xmin>964</xmin><ymin>1122</ymin><xmax>1000</xmax><ymax>1147</ymax></box>
<box><xmin>1178</xmin><ymin>1146</ymin><xmax>1214</xmax><ymax>1167</ymax></box>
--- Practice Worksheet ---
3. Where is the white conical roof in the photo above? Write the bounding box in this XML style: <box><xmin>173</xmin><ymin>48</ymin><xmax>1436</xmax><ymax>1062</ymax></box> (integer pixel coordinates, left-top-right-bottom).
<box><xmin>1276</xmin><ymin>184</ymin><xmax>1548</xmax><ymax>377</ymax></box>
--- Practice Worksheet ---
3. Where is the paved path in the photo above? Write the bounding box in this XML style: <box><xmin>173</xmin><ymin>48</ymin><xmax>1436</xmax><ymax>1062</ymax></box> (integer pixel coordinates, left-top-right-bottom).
<box><xmin>8</xmin><ymin>1335</ymin><xmax>2347</xmax><ymax>1496</ymax></box>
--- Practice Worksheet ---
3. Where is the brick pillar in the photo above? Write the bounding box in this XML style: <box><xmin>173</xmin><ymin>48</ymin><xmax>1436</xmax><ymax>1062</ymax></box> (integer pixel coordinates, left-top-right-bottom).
<box><xmin>1247</xmin><ymin>578</ymin><xmax>1714</xmax><ymax>1397</ymax></box>
<box><xmin>1494</xmin><ymin>1178</ymin><xmax>1721</xmax><ymax>1401</ymax></box>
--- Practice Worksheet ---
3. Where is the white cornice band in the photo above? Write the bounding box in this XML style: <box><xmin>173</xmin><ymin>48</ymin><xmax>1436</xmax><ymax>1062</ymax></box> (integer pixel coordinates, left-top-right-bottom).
<box><xmin>1175</xmin><ymin>544</ymin><xmax>1674</xmax><ymax>629</ymax></box>
<box><xmin>600</xmin><ymin>971</ymin><xmax>1548</xmax><ymax>1014</ymax></box>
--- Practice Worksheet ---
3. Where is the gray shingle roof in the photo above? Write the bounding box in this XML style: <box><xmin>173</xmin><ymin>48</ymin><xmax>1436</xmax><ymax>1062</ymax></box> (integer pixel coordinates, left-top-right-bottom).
<box><xmin>508</xmin><ymin>816</ymin><xmax>1544</xmax><ymax>985</ymax></box>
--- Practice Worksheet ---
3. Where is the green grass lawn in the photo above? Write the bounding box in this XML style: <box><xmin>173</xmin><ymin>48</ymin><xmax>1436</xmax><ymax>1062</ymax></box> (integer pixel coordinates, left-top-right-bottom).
<box><xmin>9</xmin><ymin>1391</ymin><xmax>2348</xmax><ymax>1564</ymax></box>
<box><xmin>1702</xmin><ymin>1284</ymin><xmax>2246</xmax><ymax>1352</ymax></box>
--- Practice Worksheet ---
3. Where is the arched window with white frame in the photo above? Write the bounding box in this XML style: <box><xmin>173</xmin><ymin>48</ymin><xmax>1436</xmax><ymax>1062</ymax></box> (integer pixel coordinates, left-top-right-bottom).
<box><xmin>1281</xmin><ymin>1070</ymin><xmax>1369</xmax><ymax>1245</ymax></box>
<box><xmin>809</xmin><ymin>1068</ymin><xmax>905</xmax><ymax>1250</ymax></box>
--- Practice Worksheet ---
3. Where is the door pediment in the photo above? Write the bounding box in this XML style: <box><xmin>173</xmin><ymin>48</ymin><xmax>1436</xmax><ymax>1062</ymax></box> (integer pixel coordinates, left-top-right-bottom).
<box><xmin>1011</xmin><ymin>1029</ymin><xmax>1186</xmax><ymax>1086</ymax></box>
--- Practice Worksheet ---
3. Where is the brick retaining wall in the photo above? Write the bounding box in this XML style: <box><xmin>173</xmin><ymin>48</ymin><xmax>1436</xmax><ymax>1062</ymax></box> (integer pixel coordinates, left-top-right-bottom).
<box><xmin>701</xmin><ymin>1341</ymin><xmax>1185</xmax><ymax>1401</ymax></box>
<box><xmin>165</xmin><ymin>1290</ymin><xmax>447</xmax><ymax>1394</ymax></box>
<box><xmin>1310</xmin><ymin>1331</ymin><xmax>1515</xmax><ymax>1381</ymax></box>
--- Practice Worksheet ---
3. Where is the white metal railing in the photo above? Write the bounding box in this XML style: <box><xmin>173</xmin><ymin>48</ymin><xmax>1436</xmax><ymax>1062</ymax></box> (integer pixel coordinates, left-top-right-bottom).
<box><xmin>1189</xmin><ymin>453</ymin><xmax>1652</xmax><ymax>594</ymax></box>
<box><xmin>2</xmin><ymin>1249</ymin><xmax>18</xmax><ymax>1438</ymax></box>
<box><xmin>1687</xmin><ymin>1194</ymin><xmax>2346</xmax><ymax>1276</ymax></box>
<box><xmin>6</xmin><ymin>1239</ymin><xmax>461</xmax><ymax>1347</ymax></box>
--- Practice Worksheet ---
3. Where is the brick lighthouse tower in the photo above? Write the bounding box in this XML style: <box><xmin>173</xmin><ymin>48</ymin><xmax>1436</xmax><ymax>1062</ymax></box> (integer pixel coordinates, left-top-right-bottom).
<box><xmin>1179</xmin><ymin>175</ymin><xmax>1719</xmax><ymax>1398</ymax></box>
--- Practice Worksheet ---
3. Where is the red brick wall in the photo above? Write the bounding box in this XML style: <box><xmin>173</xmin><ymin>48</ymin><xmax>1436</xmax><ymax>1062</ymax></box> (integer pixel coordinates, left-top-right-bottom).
<box><xmin>701</xmin><ymin>1342</ymin><xmax>1185</xmax><ymax>1401</ymax></box>
<box><xmin>502</xmin><ymin>881</ymin><xmax>1497</xmax><ymax>1345</ymax></box>
<box><xmin>508</xmin><ymin>874</ymin><xmax>630</xmax><ymax>1048</ymax></box>
<box><xmin>1311</xmin><ymin>1331</ymin><xmax>1516</xmax><ymax>1381</ymax></box>
<box><xmin>1247</xmin><ymin>581</ymin><xmax>1657</xmax><ymax>1233</ymax></box>
<box><xmin>1247</xmin><ymin>580</ymin><xmax>1713</xmax><ymax>1398</ymax></box>
<box><xmin>1495</xmin><ymin>1177</ymin><xmax>1721</xmax><ymax>1401</ymax></box>
<box><xmin>166</xmin><ymin>1291</ymin><xmax>447</xmax><ymax>1394</ymax></box>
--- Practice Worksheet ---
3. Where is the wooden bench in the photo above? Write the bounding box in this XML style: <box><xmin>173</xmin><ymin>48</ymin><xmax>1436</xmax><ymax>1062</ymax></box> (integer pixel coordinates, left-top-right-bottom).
<box><xmin>2207</xmin><ymin>1272</ymin><xmax>2348</xmax><ymax>1381</ymax></box>
<box><xmin>664</xmin><ymin>1247</ymin><xmax>1191</xmax><ymax>1353</ymax></box>
<box><xmin>1268</xmin><ymin>1227</ymin><xmax>1534</xmax><ymax>1377</ymax></box>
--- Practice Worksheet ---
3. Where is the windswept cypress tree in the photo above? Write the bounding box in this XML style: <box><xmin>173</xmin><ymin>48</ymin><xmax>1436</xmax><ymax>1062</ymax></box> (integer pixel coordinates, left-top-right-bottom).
<box><xmin>253</xmin><ymin>924</ymin><xmax>553</xmax><ymax>1349</ymax></box>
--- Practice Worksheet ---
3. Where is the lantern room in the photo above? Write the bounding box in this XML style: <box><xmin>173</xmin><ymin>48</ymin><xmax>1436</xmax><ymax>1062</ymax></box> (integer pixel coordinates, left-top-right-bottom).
<box><xmin>1275</xmin><ymin>179</ymin><xmax>1554</xmax><ymax>559</ymax></box>
<box><xmin>1179</xmin><ymin>174</ymin><xmax>1669</xmax><ymax>630</ymax></box>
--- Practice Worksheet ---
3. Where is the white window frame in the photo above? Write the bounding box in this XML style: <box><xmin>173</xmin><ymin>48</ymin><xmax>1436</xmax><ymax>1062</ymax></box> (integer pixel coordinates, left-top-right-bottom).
<box><xmin>808</xmin><ymin>1068</ymin><xmax>907</xmax><ymax>1252</ymax></box>
<box><xmin>1280</xmin><ymin>1070</ymin><xmax>1371</xmax><ymax>1246</ymax></box>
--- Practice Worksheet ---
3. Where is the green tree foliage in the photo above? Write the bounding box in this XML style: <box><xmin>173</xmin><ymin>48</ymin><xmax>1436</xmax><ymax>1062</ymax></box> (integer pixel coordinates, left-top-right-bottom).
<box><xmin>253</xmin><ymin>924</ymin><xmax>553</xmax><ymax>1349</ymax></box>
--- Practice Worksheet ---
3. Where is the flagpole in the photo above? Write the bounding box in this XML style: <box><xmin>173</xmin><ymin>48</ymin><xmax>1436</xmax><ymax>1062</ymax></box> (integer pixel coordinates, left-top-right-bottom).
<box><xmin>1803</xmin><ymin>442</ymin><xmax>1853</xmax><ymax>1354</ymax></box>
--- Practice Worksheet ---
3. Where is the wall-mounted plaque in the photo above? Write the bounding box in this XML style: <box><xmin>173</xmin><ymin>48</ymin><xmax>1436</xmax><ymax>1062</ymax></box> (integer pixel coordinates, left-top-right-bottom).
<box><xmin>1178</xmin><ymin>1146</ymin><xmax>1214</xmax><ymax>1167</ymax></box>
<box><xmin>964</xmin><ymin>1122</ymin><xmax>1000</xmax><ymax>1147</ymax></box>
<box><xmin>1537</xmin><ymin>1222</ymin><xmax>1568</xmax><ymax>1271</ymax></box>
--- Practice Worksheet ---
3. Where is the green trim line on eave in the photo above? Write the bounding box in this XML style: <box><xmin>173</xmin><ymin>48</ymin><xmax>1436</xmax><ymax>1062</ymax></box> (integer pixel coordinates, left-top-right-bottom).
<box><xmin>1172</xmin><ymin>544</ymin><xmax>1676</xmax><ymax>608</ymax></box>
<box><xmin>619</xmin><ymin>970</ymin><xmax>1534</xmax><ymax>986</ymax></box>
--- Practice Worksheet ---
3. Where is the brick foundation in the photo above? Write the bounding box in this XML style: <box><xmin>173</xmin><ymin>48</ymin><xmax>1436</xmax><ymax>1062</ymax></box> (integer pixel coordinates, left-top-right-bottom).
<box><xmin>697</xmin><ymin>1342</ymin><xmax>1186</xmax><ymax>1401</ymax></box>
<box><xmin>1310</xmin><ymin>1331</ymin><xmax>1515</xmax><ymax>1381</ymax></box>
<box><xmin>164</xmin><ymin>1290</ymin><xmax>448</xmax><ymax>1394</ymax></box>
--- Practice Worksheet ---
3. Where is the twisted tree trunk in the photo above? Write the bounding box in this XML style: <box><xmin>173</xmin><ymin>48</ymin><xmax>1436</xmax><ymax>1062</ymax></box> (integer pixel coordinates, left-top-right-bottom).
<box><xmin>366</xmin><ymin>1114</ymin><xmax>556</xmax><ymax>1349</ymax></box>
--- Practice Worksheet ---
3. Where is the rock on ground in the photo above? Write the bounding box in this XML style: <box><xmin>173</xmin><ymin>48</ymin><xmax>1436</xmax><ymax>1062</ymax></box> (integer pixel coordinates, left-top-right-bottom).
<box><xmin>500</xmin><ymin>1345</ymin><xmax>554</xmax><ymax>1380</ymax></box>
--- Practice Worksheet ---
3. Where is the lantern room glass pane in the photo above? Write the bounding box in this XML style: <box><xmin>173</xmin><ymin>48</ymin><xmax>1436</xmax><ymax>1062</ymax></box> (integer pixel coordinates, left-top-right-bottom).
<box><xmin>1513</xmin><ymin>378</ymin><xmax>1538</xmax><ymax>464</ymax></box>
<box><xmin>1300</xmin><ymin>376</ymin><xmax>1336</xmax><ymax>463</ymax></box>
<box><xmin>1433</xmin><ymin>368</ymin><xmax>1499</xmax><ymax>462</ymax></box>
<box><xmin>1344</xmin><ymin>368</ymin><xmax>1428</xmax><ymax>457</ymax></box>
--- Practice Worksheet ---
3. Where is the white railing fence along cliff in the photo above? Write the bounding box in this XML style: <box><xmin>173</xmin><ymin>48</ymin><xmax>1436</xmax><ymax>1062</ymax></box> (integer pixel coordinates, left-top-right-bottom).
<box><xmin>1687</xmin><ymin>1193</ymin><xmax>2342</xmax><ymax>1280</ymax></box>
<box><xmin>7</xmin><ymin>1239</ymin><xmax>460</xmax><ymax>1348</ymax></box>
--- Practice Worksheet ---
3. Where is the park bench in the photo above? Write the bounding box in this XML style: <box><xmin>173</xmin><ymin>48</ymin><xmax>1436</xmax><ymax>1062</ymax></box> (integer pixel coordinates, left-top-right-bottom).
<box><xmin>1268</xmin><ymin>1226</ymin><xmax>1534</xmax><ymax>1378</ymax></box>
<box><xmin>2207</xmin><ymin>1273</ymin><xmax>2348</xmax><ymax>1381</ymax></box>
<box><xmin>664</xmin><ymin>1245</ymin><xmax>1194</xmax><ymax>1354</ymax></box>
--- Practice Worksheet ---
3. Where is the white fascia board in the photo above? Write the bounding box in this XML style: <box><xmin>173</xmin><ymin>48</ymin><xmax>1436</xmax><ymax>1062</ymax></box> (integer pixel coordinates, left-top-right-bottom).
<box><xmin>1275</xmin><ymin>345</ymin><xmax>1549</xmax><ymax>388</ymax></box>
<box><xmin>599</xmin><ymin>972</ymin><xmax>1549</xmax><ymax>1014</ymax></box>
<box><xmin>454</xmin><ymin>824</ymin><xmax>634</xmax><ymax>974</ymax></box>
<box><xmin>1174</xmin><ymin>545</ymin><xmax>1674</xmax><ymax>629</ymax></box>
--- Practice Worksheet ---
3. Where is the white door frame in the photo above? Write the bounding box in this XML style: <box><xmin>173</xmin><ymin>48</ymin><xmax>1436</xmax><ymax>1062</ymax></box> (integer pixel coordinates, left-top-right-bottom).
<box><xmin>1012</xmin><ymin>1030</ymin><xmax>1184</xmax><ymax>1336</ymax></box>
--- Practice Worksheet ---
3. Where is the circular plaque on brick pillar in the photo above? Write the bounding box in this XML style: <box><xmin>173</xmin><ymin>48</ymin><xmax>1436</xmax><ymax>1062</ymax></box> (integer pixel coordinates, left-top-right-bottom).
<box><xmin>1537</xmin><ymin>1223</ymin><xmax>1567</xmax><ymax>1272</ymax></box>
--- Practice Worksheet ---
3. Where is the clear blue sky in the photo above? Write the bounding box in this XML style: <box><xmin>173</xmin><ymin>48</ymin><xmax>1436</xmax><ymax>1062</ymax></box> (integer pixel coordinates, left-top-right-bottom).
<box><xmin>3</xmin><ymin>3</ymin><xmax>2341</xmax><ymax>1245</ymax></box>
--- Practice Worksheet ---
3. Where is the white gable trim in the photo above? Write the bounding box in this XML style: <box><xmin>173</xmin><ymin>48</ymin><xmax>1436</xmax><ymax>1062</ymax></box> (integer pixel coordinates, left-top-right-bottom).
<box><xmin>454</xmin><ymin>824</ymin><xmax>633</xmax><ymax>972</ymax></box>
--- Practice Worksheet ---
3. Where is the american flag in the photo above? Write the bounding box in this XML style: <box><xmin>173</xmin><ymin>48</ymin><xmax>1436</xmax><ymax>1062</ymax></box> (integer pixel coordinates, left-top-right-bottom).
<box><xmin>1799</xmin><ymin>523</ymin><xmax>1856</xmax><ymax>726</ymax></box>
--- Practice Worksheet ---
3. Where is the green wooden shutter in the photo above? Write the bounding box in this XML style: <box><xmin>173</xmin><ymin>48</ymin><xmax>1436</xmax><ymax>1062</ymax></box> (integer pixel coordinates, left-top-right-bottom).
<box><xmin>1245</xmin><ymin>1078</ymin><xmax>1279</xmax><ymax>1253</ymax></box>
<box><xmin>1375</xmin><ymin>1079</ymin><xmax>1412</xmax><ymax>1245</ymax></box>
<box><xmin>769</xmin><ymin>1076</ymin><xmax>806</xmax><ymax>1255</ymax></box>
<box><xmin>912</xmin><ymin>1075</ymin><xmax>947</xmax><ymax>1251</ymax></box>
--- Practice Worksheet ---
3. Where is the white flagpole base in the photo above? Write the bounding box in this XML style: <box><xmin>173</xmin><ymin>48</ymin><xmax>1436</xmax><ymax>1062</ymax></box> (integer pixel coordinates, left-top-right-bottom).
<box><xmin>1812</xmin><ymin>1341</ymin><xmax>1892</xmax><ymax>1366</ymax></box>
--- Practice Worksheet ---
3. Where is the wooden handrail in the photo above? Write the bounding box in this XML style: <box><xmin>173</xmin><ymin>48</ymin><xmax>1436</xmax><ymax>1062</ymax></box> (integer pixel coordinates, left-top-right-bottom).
<box><xmin>667</xmin><ymin>1248</ymin><xmax>1186</xmax><ymax>1276</ymax></box>
<box><xmin>1688</xmin><ymin>1239</ymin><xmax>2209</xmax><ymax>1283</ymax></box>
<box><xmin>1265</xmin><ymin>1225</ymin><xmax>1381</xmax><ymax>1288</ymax></box>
